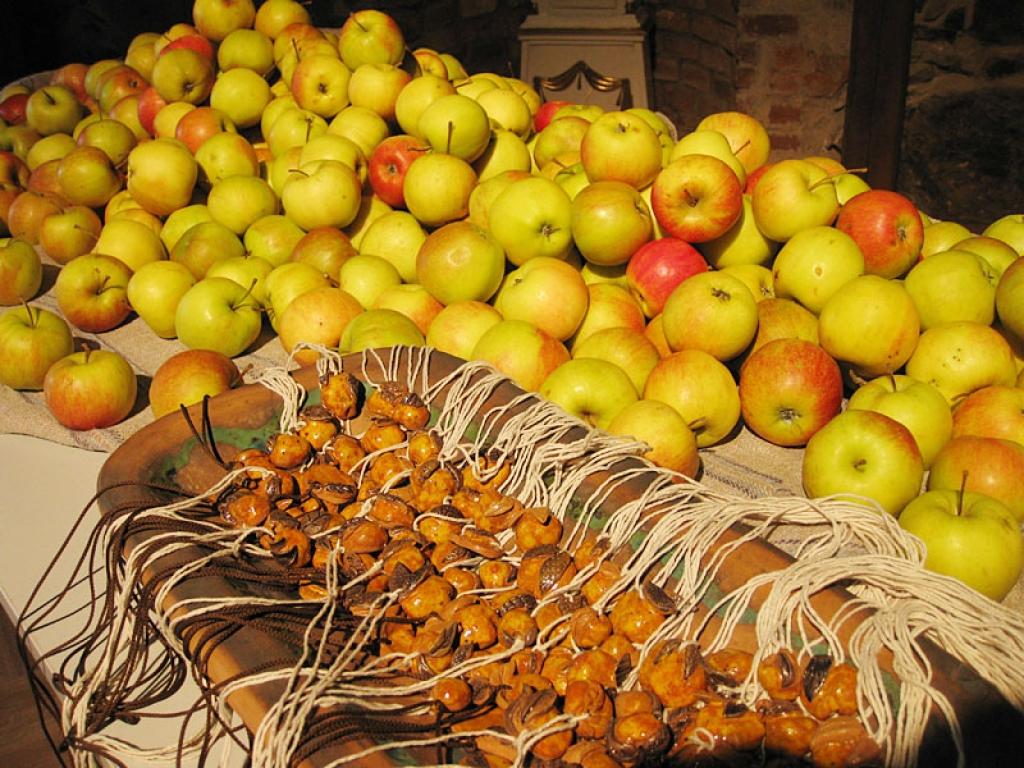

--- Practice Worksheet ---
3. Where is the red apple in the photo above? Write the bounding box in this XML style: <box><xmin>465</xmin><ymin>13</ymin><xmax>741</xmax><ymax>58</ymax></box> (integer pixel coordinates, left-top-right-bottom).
<box><xmin>739</xmin><ymin>337</ymin><xmax>843</xmax><ymax>447</ymax></box>
<box><xmin>136</xmin><ymin>85</ymin><xmax>169</xmax><ymax>136</ymax></box>
<box><xmin>175</xmin><ymin>106</ymin><xmax>236</xmax><ymax>154</ymax></box>
<box><xmin>160</xmin><ymin>33</ymin><xmax>216</xmax><ymax>61</ymax></box>
<box><xmin>835</xmin><ymin>189</ymin><xmax>924</xmax><ymax>279</ymax></box>
<box><xmin>149</xmin><ymin>348</ymin><xmax>242</xmax><ymax>419</ymax></box>
<box><xmin>626</xmin><ymin>237</ymin><xmax>709</xmax><ymax>318</ymax></box>
<box><xmin>368</xmin><ymin>134</ymin><xmax>429</xmax><ymax>209</ymax></box>
<box><xmin>43</xmin><ymin>347</ymin><xmax>138</xmax><ymax>430</ymax></box>
<box><xmin>928</xmin><ymin>435</ymin><xmax>1024</xmax><ymax>523</ymax></box>
<box><xmin>951</xmin><ymin>385</ymin><xmax>1024</xmax><ymax>447</ymax></box>
<box><xmin>651</xmin><ymin>154</ymin><xmax>743</xmax><ymax>243</ymax></box>
<box><xmin>534</xmin><ymin>99</ymin><xmax>573</xmax><ymax>133</ymax></box>
<box><xmin>0</xmin><ymin>93</ymin><xmax>29</xmax><ymax>124</ymax></box>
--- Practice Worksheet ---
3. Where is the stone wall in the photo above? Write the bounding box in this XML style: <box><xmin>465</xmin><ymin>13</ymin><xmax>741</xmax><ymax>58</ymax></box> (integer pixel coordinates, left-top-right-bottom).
<box><xmin>897</xmin><ymin>0</ymin><xmax>1024</xmax><ymax>231</ymax></box>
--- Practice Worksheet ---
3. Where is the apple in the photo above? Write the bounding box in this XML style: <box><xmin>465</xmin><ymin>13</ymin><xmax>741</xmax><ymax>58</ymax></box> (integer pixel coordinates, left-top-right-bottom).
<box><xmin>818</xmin><ymin>275</ymin><xmax>920</xmax><ymax>379</ymax></box>
<box><xmin>951</xmin><ymin>385</ymin><xmax>1024</xmax><ymax>447</ymax></box>
<box><xmin>739</xmin><ymin>337</ymin><xmax>843</xmax><ymax>447</ymax></box>
<box><xmin>96</xmin><ymin>66</ymin><xmax>147</xmax><ymax>115</ymax></box>
<box><xmin>0</xmin><ymin>305</ymin><xmax>73</xmax><ymax>390</ymax></box>
<box><xmin>174</xmin><ymin>106</ymin><xmax>237</xmax><ymax>155</ymax></box>
<box><xmin>328</xmin><ymin>105</ymin><xmax>390</xmax><ymax>159</ymax></box>
<box><xmin>6</xmin><ymin>191</ymin><xmax>63</xmax><ymax>244</ymax></box>
<box><xmin>669</xmin><ymin>128</ymin><xmax>746</xmax><ymax>187</ymax></box>
<box><xmin>76</xmin><ymin>118</ymin><xmax>137</xmax><ymax>167</ymax></box>
<box><xmin>373</xmin><ymin>283</ymin><xmax>443</xmax><ymax>335</ymax></box>
<box><xmin>237</xmin><ymin>215</ymin><xmax>300</xmax><ymax>269</ymax></box>
<box><xmin>402</xmin><ymin>152</ymin><xmax>477</xmax><ymax>228</ymax></box>
<box><xmin>290</xmin><ymin>54</ymin><xmax>353</xmax><ymax>119</ymax></box>
<box><xmin>206</xmin><ymin>254</ymin><xmax>275</xmax><ymax>308</ymax></box>
<box><xmin>697</xmin><ymin>195</ymin><xmax>778</xmax><ymax>269</ymax></box>
<box><xmin>929</xmin><ymin>436</ymin><xmax>1024</xmax><ymax>523</ymax></box>
<box><xmin>148</xmin><ymin>349</ymin><xmax>241</xmax><ymax>421</ymax></box>
<box><xmin>395</xmin><ymin>74</ymin><xmax>457</xmax><ymax>138</ymax></box>
<box><xmin>626</xmin><ymin>237</ymin><xmax>708</xmax><ymax>318</ymax></box>
<box><xmin>0</xmin><ymin>238</ymin><xmax>42</xmax><ymax>305</ymax></box>
<box><xmin>344</xmin><ymin>193</ymin><xmax>393</xmax><ymax>249</ymax></box>
<box><xmin>265</xmin><ymin>107</ymin><xmax>329</xmax><ymax>157</ymax></box>
<box><xmin>570</xmin><ymin>181</ymin><xmax>652</xmax><ymax>267</ymax></box>
<box><xmin>643</xmin><ymin>349</ymin><xmax>740</xmax><ymax>447</ymax></box>
<box><xmin>471</xmin><ymin>319</ymin><xmax>570</xmax><ymax>392</ymax></box>
<box><xmin>423</xmin><ymin>300</ymin><xmax>501</xmax><ymax>361</ymax></box>
<box><xmin>290</xmin><ymin>226</ymin><xmax>357</xmax><ymax>281</ymax></box>
<box><xmin>771</xmin><ymin>225</ymin><xmax>865</xmax><ymax>314</ymax></box>
<box><xmin>151</xmin><ymin>48</ymin><xmax>215</xmax><ymax>105</ymax></box>
<box><xmin>51</xmin><ymin>61</ymin><xmax>90</xmax><ymax>101</ymax></box>
<box><xmin>126</xmin><ymin>138</ymin><xmax>198</xmax><ymax>217</ymax></box>
<box><xmin>750</xmin><ymin>159</ymin><xmax>839</xmax><ymax>242</ymax></box>
<box><xmin>532</xmin><ymin>116</ymin><xmax>590</xmax><ymax>169</ymax></box>
<box><xmin>355</xmin><ymin>211</ymin><xmax>424</xmax><ymax>283</ymax></box>
<box><xmin>749</xmin><ymin>297</ymin><xmax>819</xmax><ymax>352</ymax></box>
<box><xmin>126</xmin><ymin>260</ymin><xmax>196</xmax><ymax>338</ymax></box>
<box><xmin>472</xmin><ymin>129</ymin><xmax>533</xmax><ymax>182</ymax></box>
<box><xmin>996</xmin><ymin>257</ymin><xmax>1024</xmax><ymax>338</ymax></box>
<box><xmin>833</xmin><ymin>172</ymin><xmax>871</xmax><ymax>205</ymax></box>
<box><xmin>954</xmin><ymin>235</ymin><xmax>1019</xmax><ymax>280</ymax></box>
<box><xmin>337</xmin><ymin>9</ymin><xmax>405</xmax><ymax>70</ymax></box>
<box><xmin>476</xmin><ymin>88</ymin><xmax>532</xmax><ymax>138</ymax></box>
<box><xmin>192</xmin><ymin>0</ymin><xmax>256</xmax><ymax>41</ymax></box>
<box><xmin>661</xmin><ymin>270</ymin><xmax>757</xmax><ymax>361</ymax></box>
<box><xmin>905</xmin><ymin>321</ymin><xmax>1017</xmax><ymax>405</ymax></box>
<box><xmin>899</xmin><ymin>489</ymin><xmax>1023</xmax><ymax>601</ymax></box>
<box><xmin>572</xmin><ymin>326</ymin><xmax>660</xmax><ymax>396</ymax></box>
<box><xmin>488</xmin><ymin>175</ymin><xmax>574</xmax><ymax>265</ymax></box>
<box><xmin>25</xmin><ymin>85</ymin><xmax>83</xmax><ymax>136</ymax></box>
<box><xmin>411</xmin><ymin>47</ymin><xmax>448</xmax><ymax>79</ymax></box>
<box><xmin>160</xmin><ymin>204</ymin><xmax>213</xmax><ymax>253</ymax></box>
<box><xmin>802</xmin><ymin>409</ymin><xmax>924</xmax><ymax>516</ymax></box>
<box><xmin>414</xmin><ymin>220</ymin><xmax>506</xmax><ymax>306</ymax></box>
<box><xmin>209</xmin><ymin>68</ymin><xmax>273</xmax><ymax>130</ymax></box>
<box><xmin>152</xmin><ymin>101</ymin><xmax>197</xmax><ymax>139</ymax></box>
<box><xmin>0</xmin><ymin>149</ymin><xmax>30</xmax><ymax>188</ymax></box>
<box><xmin>172</xmin><ymin>220</ymin><xmax>245</xmax><ymax>279</ymax></box>
<box><xmin>0</xmin><ymin>93</ymin><xmax>29</xmax><ymax>125</ymax></box>
<box><xmin>207</xmin><ymin>175</ymin><xmax>279</xmax><ymax>236</ymax></box>
<box><xmin>337</xmin><ymin>253</ymin><xmax>401</xmax><ymax>310</ymax></box>
<box><xmin>368</xmin><ymin>134</ymin><xmax>430</xmax><ymax>208</ymax></box>
<box><xmin>983</xmin><ymin>214</ymin><xmax>1024</xmax><ymax>256</ymax></box>
<box><xmin>255</xmin><ymin>0</ymin><xmax>311</xmax><ymax>38</ymax></box>
<box><xmin>43</xmin><ymin>347</ymin><xmax>137</xmax><ymax>430</ymax></box>
<box><xmin>493</xmin><ymin>256</ymin><xmax>590</xmax><ymax>342</ymax></box>
<box><xmin>217</xmin><ymin>28</ymin><xmax>274</xmax><ymax>74</ymax></box>
<box><xmin>54</xmin><ymin>253</ymin><xmax>133</xmax><ymax>333</ymax></box>
<box><xmin>606</xmin><ymin>398</ymin><xmax>700</xmax><ymax>477</ymax></box>
<box><xmin>570</xmin><ymin>282</ymin><xmax>645</xmax><ymax>350</ymax></box>
<box><xmin>835</xmin><ymin>189</ymin><xmax>924</xmax><ymax>279</ymax></box>
<box><xmin>277</xmin><ymin>286</ymin><xmax>364</xmax><ymax>365</ymax></box>
<box><xmin>194</xmin><ymin>133</ymin><xmax>260</xmax><ymax>187</ymax></box>
<box><xmin>847</xmin><ymin>374</ymin><xmax>953</xmax><ymax>468</ymax></box>
<box><xmin>175</xmin><ymin>276</ymin><xmax>262</xmax><ymax>357</ymax></box>
<box><xmin>38</xmin><ymin>205</ymin><xmax>103</xmax><ymax>265</ymax></box>
<box><xmin>651</xmin><ymin>154</ymin><xmax>743</xmax><ymax>243</ymax></box>
<box><xmin>265</xmin><ymin>261</ymin><xmax>331</xmax><ymax>328</ymax></box>
<box><xmin>696</xmin><ymin>111</ymin><xmax>771</xmax><ymax>176</ymax></box>
<box><xmin>416</xmin><ymin>93</ymin><xmax>492</xmax><ymax>163</ymax></box>
<box><xmin>532</xmin><ymin>100</ymin><xmax>572</xmax><ymax>133</ymax></box>
<box><xmin>904</xmin><ymin>249</ymin><xmax>996</xmax><ymax>330</ymax></box>
<box><xmin>579</xmin><ymin>110</ymin><xmax>663</xmax><ymax>190</ymax></box>
<box><xmin>26</xmin><ymin>136</ymin><xmax>76</xmax><ymax>173</ymax></box>
<box><xmin>339</xmin><ymin>308</ymin><xmax>425</xmax><ymax>353</ymax></box>
<box><xmin>921</xmin><ymin>220</ymin><xmax>974</xmax><ymax>259</ymax></box>
<box><xmin>136</xmin><ymin>86</ymin><xmax>168</xmax><ymax>136</ymax></box>
<box><xmin>281</xmin><ymin>159</ymin><xmax>362</xmax><ymax>231</ymax></box>
<box><xmin>95</xmin><ymin>217</ymin><xmax>167</xmax><ymax>273</ymax></box>
<box><xmin>539</xmin><ymin>357</ymin><xmax>638</xmax><ymax>429</ymax></box>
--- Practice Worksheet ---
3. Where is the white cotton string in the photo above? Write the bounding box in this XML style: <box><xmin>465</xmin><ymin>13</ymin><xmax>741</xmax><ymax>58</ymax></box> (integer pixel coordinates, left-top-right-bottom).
<box><xmin>252</xmin><ymin>365</ymin><xmax>306</xmax><ymax>434</ymax></box>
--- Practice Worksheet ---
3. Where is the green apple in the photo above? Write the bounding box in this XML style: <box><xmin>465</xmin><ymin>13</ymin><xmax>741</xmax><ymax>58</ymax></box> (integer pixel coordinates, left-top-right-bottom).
<box><xmin>928</xmin><ymin>435</ymin><xmax>1024</xmax><ymax>523</ymax></box>
<box><xmin>476</xmin><ymin>88</ymin><xmax>532</xmax><ymax>138</ymax></box>
<box><xmin>532</xmin><ymin>116</ymin><xmax>589</xmax><ymax>169</ymax></box>
<box><xmin>904</xmin><ymin>249</ymin><xmax>996</xmax><ymax>330</ymax></box>
<box><xmin>150</xmin><ymin>47</ymin><xmax>215</xmax><ymax>105</ymax></box>
<box><xmin>488</xmin><ymin>175</ymin><xmax>573</xmax><ymax>266</ymax></box>
<box><xmin>54</xmin><ymin>253</ymin><xmax>133</xmax><ymax>333</ymax></box>
<box><xmin>471</xmin><ymin>319</ymin><xmax>571</xmax><ymax>392</ymax></box>
<box><xmin>337</xmin><ymin>9</ymin><xmax>405</xmax><ymax>70</ymax></box>
<box><xmin>243</xmin><ymin>214</ymin><xmax>305</xmax><ymax>268</ymax></box>
<box><xmin>95</xmin><ymin>217</ymin><xmax>167</xmax><ymax>273</ymax></box>
<box><xmin>395</xmin><ymin>74</ymin><xmax>456</xmax><ymax>137</ymax></box>
<box><xmin>160</xmin><ymin>204</ymin><xmax>214</xmax><ymax>254</ymax></box>
<box><xmin>417</xmin><ymin>94</ymin><xmax>492</xmax><ymax>162</ymax></box>
<box><xmin>570</xmin><ymin>282</ymin><xmax>645</xmax><ymax>351</ymax></box>
<box><xmin>802</xmin><ymin>409</ymin><xmax>924</xmax><ymax>516</ymax></box>
<box><xmin>344</xmin><ymin>193</ymin><xmax>393</xmax><ymax>249</ymax></box>
<box><xmin>983</xmin><ymin>213</ymin><xmax>1024</xmax><ymax>256</ymax></box>
<box><xmin>43</xmin><ymin>347</ymin><xmax>137</xmax><ymax>430</ymax></box>
<box><xmin>669</xmin><ymin>128</ymin><xmax>746</xmax><ymax>186</ymax></box>
<box><xmin>425</xmin><ymin>300</ymin><xmax>503</xmax><ymax>360</ymax></box>
<box><xmin>606</xmin><ymin>398</ymin><xmax>700</xmax><ymax>477</ymax></box>
<box><xmin>126</xmin><ymin>137</ymin><xmax>198</xmax><ymax>217</ymax></box>
<box><xmin>572</xmin><ymin>326</ymin><xmax>660</xmax><ymax>396</ymax></box>
<box><xmin>661</xmin><ymin>270</ymin><xmax>757</xmax><ymax>361</ymax></box>
<box><xmin>26</xmin><ymin>133</ymin><xmax>76</xmax><ymax>171</ymax></box>
<box><xmin>539</xmin><ymin>357</ymin><xmax>638</xmax><ymax>430</ymax></box>
<box><xmin>38</xmin><ymin>205</ymin><xmax>103</xmax><ymax>266</ymax></box>
<box><xmin>360</xmin><ymin>211</ymin><xmax>427</xmax><ymax>283</ymax></box>
<box><xmin>403</xmin><ymin>152</ymin><xmax>478</xmax><ymax>228</ymax></box>
<box><xmin>0</xmin><ymin>238</ymin><xmax>42</xmax><ymax>305</ymax></box>
<box><xmin>818</xmin><ymin>275</ymin><xmax>920</xmax><ymax>379</ymax></box>
<box><xmin>291</xmin><ymin>54</ymin><xmax>353</xmax><ymax>119</ymax></box>
<box><xmin>643</xmin><ymin>349</ymin><xmax>740</xmax><ymax>447</ymax></box>
<box><xmin>847</xmin><ymin>374</ymin><xmax>952</xmax><ymax>468</ymax></box>
<box><xmin>25</xmin><ymin>85</ymin><xmax>83</xmax><ymax>136</ymax></box>
<box><xmin>76</xmin><ymin>118</ymin><xmax>137</xmax><ymax>167</ymax></box>
<box><xmin>328</xmin><ymin>105</ymin><xmax>390</xmax><ymax>159</ymax></box>
<box><xmin>281</xmin><ymin>159</ymin><xmax>362</xmax><ymax>231</ymax></box>
<box><xmin>299</xmin><ymin>134</ymin><xmax>367</xmax><ymax>182</ymax></box>
<box><xmin>192</xmin><ymin>0</ymin><xmax>256</xmax><ymax>41</ymax></box>
<box><xmin>954</xmin><ymin>235</ymin><xmax>1019</xmax><ymax>280</ymax></box>
<box><xmin>472</xmin><ymin>129</ymin><xmax>533</xmax><ymax>181</ymax></box>
<box><xmin>55</xmin><ymin>145</ymin><xmax>121</xmax><ymax>209</ymax></box>
<box><xmin>210</xmin><ymin>67</ymin><xmax>273</xmax><ymax>130</ymax></box>
<box><xmin>570</xmin><ymin>180</ymin><xmax>652</xmax><ymax>267</ymax></box>
<box><xmin>580</xmin><ymin>110</ymin><xmax>663</xmax><ymax>190</ymax></box>
<box><xmin>751</xmin><ymin>159</ymin><xmax>839</xmax><ymax>242</ymax></box>
<box><xmin>149</xmin><ymin>348</ymin><xmax>243</xmax><ymax>419</ymax></box>
<box><xmin>494</xmin><ymin>256</ymin><xmax>590</xmax><ymax>342</ymax></box>
<box><xmin>207</xmin><ymin>174</ymin><xmax>279</xmax><ymax>235</ymax></box>
<box><xmin>0</xmin><ymin>305</ymin><xmax>74</xmax><ymax>390</ymax></box>
<box><xmin>265</xmin><ymin>261</ymin><xmax>331</xmax><ymax>328</ymax></box>
<box><xmin>206</xmin><ymin>254</ymin><xmax>275</xmax><ymax>308</ymax></box>
<box><xmin>996</xmin><ymin>256</ymin><xmax>1024</xmax><ymax>339</ymax></box>
<box><xmin>905</xmin><ymin>321</ymin><xmax>1017</xmax><ymax>405</ymax></box>
<box><xmin>337</xmin><ymin>253</ymin><xmax>401</xmax><ymax>310</ymax></box>
<box><xmin>899</xmin><ymin>489</ymin><xmax>1023</xmax><ymax>601</ymax></box>
<box><xmin>127</xmin><ymin>260</ymin><xmax>196</xmax><ymax>338</ymax></box>
<box><xmin>415</xmin><ymin>220</ymin><xmax>505</xmax><ymax>306</ymax></box>
<box><xmin>467</xmin><ymin>169</ymin><xmax>531</xmax><ymax>230</ymax></box>
<box><xmin>720</xmin><ymin>263</ymin><xmax>774</xmax><ymax>303</ymax></box>
<box><xmin>339</xmin><ymin>307</ymin><xmax>424</xmax><ymax>353</ymax></box>
<box><xmin>698</xmin><ymin>195</ymin><xmax>779</xmax><ymax>269</ymax></box>
<box><xmin>291</xmin><ymin>226</ymin><xmax>357</xmax><ymax>281</ymax></box>
<box><xmin>921</xmin><ymin>219</ymin><xmax>973</xmax><ymax>259</ymax></box>
<box><xmin>217</xmin><ymin>28</ymin><xmax>275</xmax><ymax>75</ymax></box>
<box><xmin>175</xmin><ymin>276</ymin><xmax>262</xmax><ymax>357</ymax></box>
<box><xmin>372</xmin><ymin>283</ymin><xmax>443</xmax><ymax>335</ymax></box>
<box><xmin>771</xmin><ymin>225</ymin><xmax>865</xmax><ymax>314</ymax></box>
<box><xmin>265</xmin><ymin>107</ymin><xmax>328</xmax><ymax>157</ymax></box>
<box><xmin>171</xmin><ymin>220</ymin><xmax>245</xmax><ymax>279</ymax></box>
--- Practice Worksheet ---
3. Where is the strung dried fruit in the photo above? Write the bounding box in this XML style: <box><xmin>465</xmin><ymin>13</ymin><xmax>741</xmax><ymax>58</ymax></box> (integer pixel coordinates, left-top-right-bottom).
<box><xmin>609</xmin><ymin>589</ymin><xmax>665</xmax><ymax>644</ymax></box>
<box><xmin>266</xmin><ymin>431</ymin><xmax>312</xmax><ymax>470</ymax></box>
<box><xmin>570</xmin><ymin>606</ymin><xmax>613</xmax><ymax>649</ymax></box>
<box><xmin>759</xmin><ymin>701</ymin><xmax>818</xmax><ymax>758</ymax></box>
<box><xmin>808</xmin><ymin>715</ymin><xmax>881</xmax><ymax>768</ymax></box>
<box><xmin>297</xmin><ymin>404</ymin><xmax>338</xmax><ymax>450</ymax></box>
<box><xmin>564</xmin><ymin>679</ymin><xmax>614</xmax><ymax>740</ymax></box>
<box><xmin>324</xmin><ymin>433</ymin><xmax>366</xmax><ymax>472</ymax></box>
<box><xmin>320</xmin><ymin>371</ymin><xmax>361</xmax><ymax>420</ymax></box>
<box><xmin>758</xmin><ymin>648</ymin><xmax>802</xmax><ymax>701</ymax></box>
<box><xmin>400</xmin><ymin>574</ymin><xmax>454</xmax><ymax>620</ymax></box>
<box><xmin>433</xmin><ymin>677</ymin><xmax>472</xmax><ymax>712</ymax></box>
<box><xmin>218</xmin><ymin>489</ymin><xmax>270</xmax><ymax>528</ymax></box>
<box><xmin>801</xmin><ymin>657</ymin><xmax>860</xmax><ymax>720</ymax></box>
<box><xmin>407</xmin><ymin>429</ymin><xmax>441</xmax><ymax>465</ymax></box>
<box><xmin>360</xmin><ymin>419</ymin><xmax>407</xmax><ymax>454</ymax></box>
<box><xmin>608</xmin><ymin>711</ymin><xmax>672</xmax><ymax>766</ymax></box>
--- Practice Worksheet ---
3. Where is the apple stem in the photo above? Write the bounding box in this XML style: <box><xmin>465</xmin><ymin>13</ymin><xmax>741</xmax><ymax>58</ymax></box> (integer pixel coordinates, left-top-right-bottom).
<box><xmin>446</xmin><ymin>121</ymin><xmax>455</xmax><ymax>155</ymax></box>
<box><xmin>887</xmin><ymin>372</ymin><xmax>897</xmax><ymax>392</ymax></box>
<box><xmin>234</xmin><ymin>278</ymin><xmax>259</xmax><ymax>309</ymax></box>
<box><xmin>74</xmin><ymin>224</ymin><xmax>100</xmax><ymax>242</ymax></box>
<box><xmin>351</xmin><ymin>15</ymin><xmax>369</xmax><ymax>32</ymax></box>
<box><xmin>20</xmin><ymin>300</ymin><xmax>38</xmax><ymax>328</ymax></box>
<box><xmin>957</xmin><ymin>470</ymin><xmax>968</xmax><ymax>516</ymax></box>
<box><xmin>733</xmin><ymin>138</ymin><xmax>751</xmax><ymax>155</ymax></box>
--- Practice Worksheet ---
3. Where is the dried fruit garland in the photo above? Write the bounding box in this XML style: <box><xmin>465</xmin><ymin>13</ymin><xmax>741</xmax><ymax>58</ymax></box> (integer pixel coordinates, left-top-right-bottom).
<box><xmin>19</xmin><ymin>346</ymin><xmax>1024</xmax><ymax>768</ymax></box>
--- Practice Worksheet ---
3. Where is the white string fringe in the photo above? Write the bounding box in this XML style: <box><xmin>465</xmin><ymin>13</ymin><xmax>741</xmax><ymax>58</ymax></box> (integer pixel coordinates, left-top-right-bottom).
<box><xmin>50</xmin><ymin>347</ymin><xmax>1024</xmax><ymax>768</ymax></box>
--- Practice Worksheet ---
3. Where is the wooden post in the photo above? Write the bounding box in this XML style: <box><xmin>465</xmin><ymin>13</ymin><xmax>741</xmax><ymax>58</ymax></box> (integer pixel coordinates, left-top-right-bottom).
<box><xmin>841</xmin><ymin>0</ymin><xmax>915</xmax><ymax>190</ymax></box>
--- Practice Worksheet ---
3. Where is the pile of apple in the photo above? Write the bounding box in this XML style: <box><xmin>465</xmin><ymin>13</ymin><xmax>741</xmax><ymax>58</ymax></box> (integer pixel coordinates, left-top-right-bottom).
<box><xmin>1</xmin><ymin>0</ymin><xmax>1023</xmax><ymax>601</ymax></box>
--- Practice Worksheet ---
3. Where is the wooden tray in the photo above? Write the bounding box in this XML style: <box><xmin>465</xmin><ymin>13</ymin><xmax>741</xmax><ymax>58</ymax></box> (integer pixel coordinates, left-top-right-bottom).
<box><xmin>97</xmin><ymin>349</ymin><xmax>1024</xmax><ymax>767</ymax></box>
